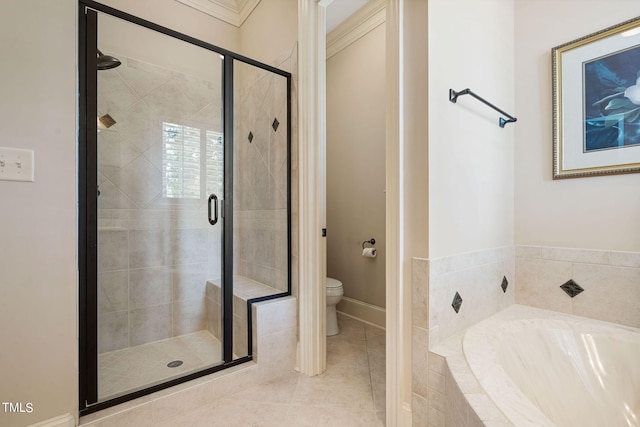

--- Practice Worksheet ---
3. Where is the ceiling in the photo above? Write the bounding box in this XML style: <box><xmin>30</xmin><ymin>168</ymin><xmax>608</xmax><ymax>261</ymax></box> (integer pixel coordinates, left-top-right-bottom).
<box><xmin>175</xmin><ymin>0</ymin><xmax>371</xmax><ymax>32</ymax></box>
<box><xmin>326</xmin><ymin>0</ymin><xmax>370</xmax><ymax>33</ymax></box>
<box><xmin>175</xmin><ymin>0</ymin><xmax>261</xmax><ymax>27</ymax></box>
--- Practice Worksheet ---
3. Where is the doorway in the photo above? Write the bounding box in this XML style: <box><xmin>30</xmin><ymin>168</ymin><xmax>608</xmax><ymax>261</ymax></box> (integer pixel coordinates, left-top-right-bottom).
<box><xmin>297</xmin><ymin>0</ymin><xmax>405</xmax><ymax>424</ymax></box>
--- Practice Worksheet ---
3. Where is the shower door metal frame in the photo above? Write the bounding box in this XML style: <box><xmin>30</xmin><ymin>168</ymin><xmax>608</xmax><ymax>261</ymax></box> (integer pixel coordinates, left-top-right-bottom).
<box><xmin>78</xmin><ymin>0</ymin><xmax>292</xmax><ymax>415</ymax></box>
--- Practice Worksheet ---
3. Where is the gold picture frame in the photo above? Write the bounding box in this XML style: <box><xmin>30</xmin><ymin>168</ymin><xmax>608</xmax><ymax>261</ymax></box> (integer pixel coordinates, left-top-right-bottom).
<box><xmin>552</xmin><ymin>16</ymin><xmax>640</xmax><ymax>179</ymax></box>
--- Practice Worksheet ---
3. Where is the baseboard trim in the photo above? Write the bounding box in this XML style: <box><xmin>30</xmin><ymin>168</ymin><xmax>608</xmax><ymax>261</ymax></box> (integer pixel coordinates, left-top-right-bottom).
<box><xmin>28</xmin><ymin>414</ymin><xmax>75</xmax><ymax>427</ymax></box>
<box><xmin>337</xmin><ymin>296</ymin><xmax>385</xmax><ymax>329</ymax></box>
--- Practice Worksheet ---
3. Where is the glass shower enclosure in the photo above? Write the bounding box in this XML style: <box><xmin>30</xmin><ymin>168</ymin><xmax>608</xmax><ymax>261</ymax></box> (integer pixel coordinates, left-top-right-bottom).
<box><xmin>78</xmin><ymin>1</ymin><xmax>291</xmax><ymax>414</ymax></box>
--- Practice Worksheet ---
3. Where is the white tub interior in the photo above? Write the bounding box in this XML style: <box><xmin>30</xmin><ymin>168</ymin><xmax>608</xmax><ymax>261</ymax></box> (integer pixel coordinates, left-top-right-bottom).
<box><xmin>463</xmin><ymin>306</ymin><xmax>640</xmax><ymax>427</ymax></box>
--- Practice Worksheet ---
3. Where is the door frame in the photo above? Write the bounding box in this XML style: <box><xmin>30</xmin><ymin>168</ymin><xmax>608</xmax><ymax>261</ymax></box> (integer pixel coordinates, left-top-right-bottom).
<box><xmin>297</xmin><ymin>1</ymin><xmax>409</xmax><ymax>425</ymax></box>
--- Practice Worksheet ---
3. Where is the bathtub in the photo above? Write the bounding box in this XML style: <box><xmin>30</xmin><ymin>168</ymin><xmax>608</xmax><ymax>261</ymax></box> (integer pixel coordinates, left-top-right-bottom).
<box><xmin>462</xmin><ymin>305</ymin><xmax>640</xmax><ymax>427</ymax></box>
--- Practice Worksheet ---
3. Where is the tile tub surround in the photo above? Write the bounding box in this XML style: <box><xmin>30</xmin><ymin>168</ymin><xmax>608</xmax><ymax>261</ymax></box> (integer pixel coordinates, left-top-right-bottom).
<box><xmin>426</xmin><ymin>246</ymin><xmax>516</xmax><ymax>348</ymax></box>
<box><xmin>411</xmin><ymin>258</ymin><xmax>430</xmax><ymax>426</ymax></box>
<box><xmin>413</xmin><ymin>246</ymin><xmax>639</xmax><ymax>425</ymax></box>
<box><xmin>429</xmin><ymin>325</ymin><xmax>512</xmax><ymax>426</ymax></box>
<box><xmin>515</xmin><ymin>245</ymin><xmax>640</xmax><ymax>328</ymax></box>
<box><xmin>412</xmin><ymin>248</ymin><xmax>514</xmax><ymax>427</ymax></box>
<box><xmin>428</xmin><ymin>305</ymin><xmax>640</xmax><ymax>427</ymax></box>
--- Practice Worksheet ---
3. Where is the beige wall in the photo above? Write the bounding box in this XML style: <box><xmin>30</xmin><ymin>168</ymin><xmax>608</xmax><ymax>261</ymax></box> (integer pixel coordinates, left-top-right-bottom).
<box><xmin>239</xmin><ymin>0</ymin><xmax>298</xmax><ymax>66</ymax></box>
<box><xmin>515</xmin><ymin>0</ymin><xmax>640</xmax><ymax>252</ymax></box>
<box><xmin>97</xmin><ymin>13</ymin><xmax>225</xmax><ymax>81</ymax></box>
<box><xmin>0</xmin><ymin>1</ymin><xmax>294</xmax><ymax>424</ymax></box>
<box><xmin>327</xmin><ymin>24</ymin><xmax>386</xmax><ymax>309</ymax></box>
<box><xmin>0</xmin><ymin>1</ymin><xmax>78</xmax><ymax>425</ymax></box>
<box><xmin>403</xmin><ymin>0</ymin><xmax>430</xmax><ymax>261</ymax></box>
<box><xmin>428</xmin><ymin>0</ymin><xmax>515</xmax><ymax>259</ymax></box>
<box><xmin>99</xmin><ymin>0</ymin><xmax>239</xmax><ymax>53</ymax></box>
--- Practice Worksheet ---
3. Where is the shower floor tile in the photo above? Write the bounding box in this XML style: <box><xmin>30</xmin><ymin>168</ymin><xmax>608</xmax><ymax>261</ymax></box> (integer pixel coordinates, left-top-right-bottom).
<box><xmin>98</xmin><ymin>330</ymin><xmax>222</xmax><ymax>401</ymax></box>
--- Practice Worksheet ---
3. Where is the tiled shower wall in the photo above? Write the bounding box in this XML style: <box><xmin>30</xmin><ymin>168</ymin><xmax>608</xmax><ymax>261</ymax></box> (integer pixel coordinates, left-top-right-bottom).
<box><xmin>97</xmin><ymin>45</ymin><xmax>298</xmax><ymax>355</ymax></box>
<box><xmin>97</xmin><ymin>55</ymin><xmax>223</xmax><ymax>354</ymax></box>
<box><xmin>233</xmin><ymin>44</ymin><xmax>297</xmax><ymax>294</ymax></box>
<box><xmin>204</xmin><ymin>44</ymin><xmax>298</xmax><ymax>355</ymax></box>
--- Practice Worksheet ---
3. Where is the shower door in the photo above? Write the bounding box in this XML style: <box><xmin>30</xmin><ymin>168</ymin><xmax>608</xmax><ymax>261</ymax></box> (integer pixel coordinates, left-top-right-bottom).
<box><xmin>80</xmin><ymin>5</ymin><xmax>229</xmax><ymax>410</ymax></box>
<box><xmin>79</xmin><ymin>0</ymin><xmax>292</xmax><ymax>414</ymax></box>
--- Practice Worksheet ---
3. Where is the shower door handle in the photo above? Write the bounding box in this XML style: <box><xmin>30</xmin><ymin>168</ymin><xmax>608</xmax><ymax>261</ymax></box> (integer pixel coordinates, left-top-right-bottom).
<box><xmin>208</xmin><ymin>194</ymin><xmax>218</xmax><ymax>225</ymax></box>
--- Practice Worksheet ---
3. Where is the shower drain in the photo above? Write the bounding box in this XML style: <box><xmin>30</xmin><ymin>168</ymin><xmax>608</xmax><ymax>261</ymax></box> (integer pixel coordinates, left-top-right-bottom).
<box><xmin>167</xmin><ymin>360</ymin><xmax>183</xmax><ymax>368</ymax></box>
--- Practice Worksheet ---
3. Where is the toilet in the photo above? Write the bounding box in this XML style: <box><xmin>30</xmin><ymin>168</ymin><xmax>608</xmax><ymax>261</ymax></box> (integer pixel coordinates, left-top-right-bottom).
<box><xmin>326</xmin><ymin>277</ymin><xmax>344</xmax><ymax>336</ymax></box>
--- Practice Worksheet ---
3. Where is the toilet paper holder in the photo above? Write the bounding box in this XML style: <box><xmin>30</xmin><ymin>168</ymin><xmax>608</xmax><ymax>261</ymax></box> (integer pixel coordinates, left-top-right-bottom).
<box><xmin>362</xmin><ymin>238</ymin><xmax>376</xmax><ymax>249</ymax></box>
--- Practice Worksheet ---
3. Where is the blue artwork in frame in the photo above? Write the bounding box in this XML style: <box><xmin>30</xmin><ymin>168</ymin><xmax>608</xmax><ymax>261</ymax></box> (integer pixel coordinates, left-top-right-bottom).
<box><xmin>553</xmin><ymin>16</ymin><xmax>640</xmax><ymax>179</ymax></box>
<box><xmin>584</xmin><ymin>45</ymin><xmax>640</xmax><ymax>152</ymax></box>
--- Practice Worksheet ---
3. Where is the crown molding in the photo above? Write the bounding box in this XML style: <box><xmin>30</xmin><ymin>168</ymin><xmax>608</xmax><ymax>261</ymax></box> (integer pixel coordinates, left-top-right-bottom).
<box><xmin>326</xmin><ymin>0</ymin><xmax>385</xmax><ymax>59</ymax></box>
<box><xmin>175</xmin><ymin>0</ymin><xmax>261</xmax><ymax>27</ymax></box>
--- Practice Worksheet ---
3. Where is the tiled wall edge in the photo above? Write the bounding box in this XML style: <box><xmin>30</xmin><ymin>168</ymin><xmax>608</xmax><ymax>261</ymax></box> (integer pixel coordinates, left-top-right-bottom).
<box><xmin>419</xmin><ymin>244</ymin><xmax>640</xmax><ymax>271</ymax></box>
<box><xmin>430</xmin><ymin>246</ymin><xmax>515</xmax><ymax>276</ymax></box>
<box><xmin>411</xmin><ymin>325</ymin><xmax>429</xmax><ymax>400</ymax></box>
<box><xmin>516</xmin><ymin>245</ymin><xmax>640</xmax><ymax>268</ymax></box>
<box><xmin>426</xmin><ymin>351</ymin><xmax>446</xmax><ymax>427</ymax></box>
<box><xmin>430</xmin><ymin>341</ymin><xmax>513</xmax><ymax>427</ymax></box>
<box><xmin>412</xmin><ymin>258</ymin><xmax>430</xmax><ymax>330</ymax></box>
<box><xmin>412</xmin><ymin>392</ymin><xmax>430</xmax><ymax>427</ymax></box>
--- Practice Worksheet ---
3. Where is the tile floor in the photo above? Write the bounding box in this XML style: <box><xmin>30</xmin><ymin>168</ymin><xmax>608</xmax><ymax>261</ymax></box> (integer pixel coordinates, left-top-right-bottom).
<box><xmin>150</xmin><ymin>314</ymin><xmax>386</xmax><ymax>426</ymax></box>
<box><xmin>98</xmin><ymin>330</ymin><xmax>223</xmax><ymax>400</ymax></box>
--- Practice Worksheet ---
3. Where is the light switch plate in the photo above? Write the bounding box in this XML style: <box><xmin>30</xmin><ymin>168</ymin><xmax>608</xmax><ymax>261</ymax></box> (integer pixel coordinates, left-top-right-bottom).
<box><xmin>0</xmin><ymin>147</ymin><xmax>35</xmax><ymax>182</ymax></box>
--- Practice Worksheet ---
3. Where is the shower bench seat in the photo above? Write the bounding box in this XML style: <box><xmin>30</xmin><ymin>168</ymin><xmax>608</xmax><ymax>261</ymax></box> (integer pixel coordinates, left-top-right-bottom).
<box><xmin>205</xmin><ymin>276</ymin><xmax>287</xmax><ymax>356</ymax></box>
<box><xmin>205</xmin><ymin>275</ymin><xmax>284</xmax><ymax>303</ymax></box>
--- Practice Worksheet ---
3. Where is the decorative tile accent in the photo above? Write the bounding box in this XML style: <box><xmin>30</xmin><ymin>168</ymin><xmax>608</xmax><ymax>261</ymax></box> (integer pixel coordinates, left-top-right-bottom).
<box><xmin>98</xmin><ymin>113</ymin><xmax>117</xmax><ymax>129</ymax></box>
<box><xmin>515</xmin><ymin>257</ymin><xmax>573</xmax><ymax>314</ymax></box>
<box><xmin>427</xmin><ymin>247</ymin><xmax>516</xmax><ymax>347</ymax></box>
<box><xmin>501</xmin><ymin>276</ymin><xmax>508</xmax><ymax>293</ymax></box>
<box><xmin>248</xmin><ymin>131</ymin><xmax>254</xmax><ymax>143</ymax></box>
<box><xmin>451</xmin><ymin>292</ymin><xmax>463</xmax><ymax>313</ymax></box>
<box><xmin>560</xmin><ymin>279</ymin><xmax>584</xmax><ymax>298</ymax></box>
<box><xmin>272</xmin><ymin>117</ymin><xmax>280</xmax><ymax>132</ymax></box>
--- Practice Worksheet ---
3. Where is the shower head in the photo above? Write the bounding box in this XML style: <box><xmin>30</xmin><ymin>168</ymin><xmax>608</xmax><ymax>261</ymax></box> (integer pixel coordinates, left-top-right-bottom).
<box><xmin>97</xmin><ymin>49</ymin><xmax>121</xmax><ymax>70</ymax></box>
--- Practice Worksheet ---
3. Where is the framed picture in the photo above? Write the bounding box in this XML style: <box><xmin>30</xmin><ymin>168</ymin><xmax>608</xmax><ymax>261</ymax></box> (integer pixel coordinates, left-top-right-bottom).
<box><xmin>553</xmin><ymin>16</ymin><xmax>640</xmax><ymax>179</ymax></box>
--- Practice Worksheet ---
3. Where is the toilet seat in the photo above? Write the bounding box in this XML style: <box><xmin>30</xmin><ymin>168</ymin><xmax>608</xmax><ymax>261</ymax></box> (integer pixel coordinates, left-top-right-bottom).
<box><xmin>326</xmin><ymin>278</ymin><xmax>342</xmax><ymax>288</ymax></box>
